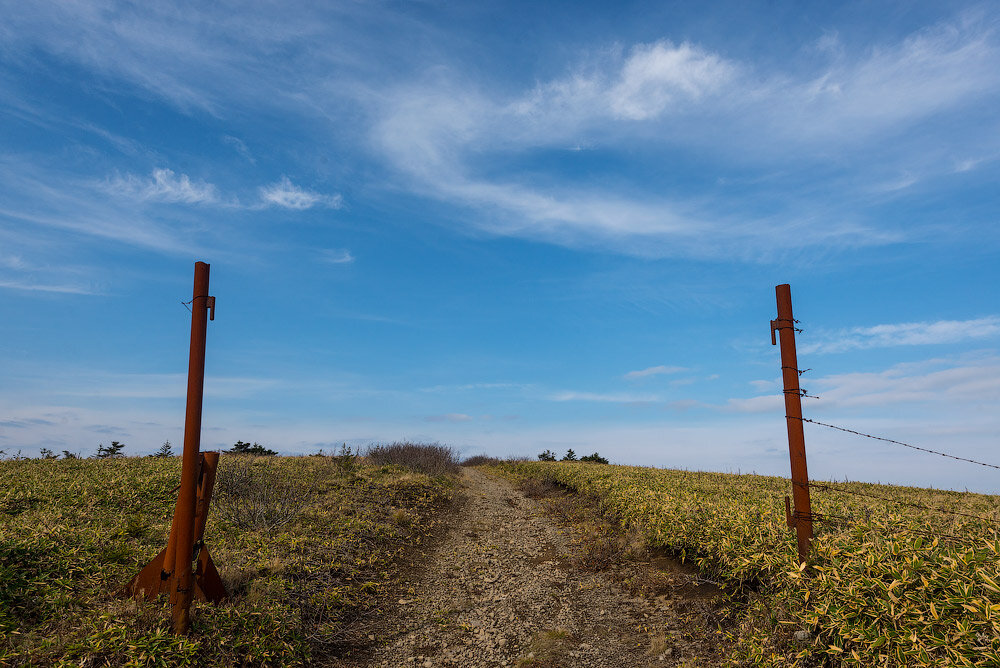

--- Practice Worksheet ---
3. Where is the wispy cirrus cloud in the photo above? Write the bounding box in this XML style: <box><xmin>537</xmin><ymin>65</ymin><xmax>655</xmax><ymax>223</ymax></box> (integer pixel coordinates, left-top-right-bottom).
<box><xmin>725</xmin><ymin>353</ymin><xmax>1000</xmax><ymax>413</ymax></box>
<box><xmin>801</xmin><ymin>316</ymin><xmax>1000</xmax><ymax>354</ymax></box>
<box><xmin>0</xmin><ymin>279</ymin><xmax>102</xmax><ymax>295</ymax></box>
<box><xmin>106</xmin><ymin>168</ymin><xmax>219</xmax><ymax>204</ymax></box>
<box><xmin>259</xmin><ymin>176</ymin><xmax>343</xmax><ymax>210</ymax></box>
<box><xmin>375</xmin><ymin>15</ymin><xmax>1000</xmax><ymax>257</ymax></box>
<box><xmin>223</xmin><ymin>135</ymin><xmax>255</xmax><ymax>163</ymax></box>
<box><xmin>624</xmin><ymin>364</ymin><xmax>687</xmax><ymax>380</ymax></box>
<box><xmin>548</xmin><ymin>390</ymin><xmax>660</xmax><ymax>403</ymax></box>
<box><xmin>102</xmin><ymin>169</ymin><xmax>345</xmax><ymax>212</ymax></box>
<box><xmin>424</xmin><ymin>413</ymin><xmax>474</xmax><ymax>422</ymax></box>
<box><xmin>318</xmin><ymin>248</ymin><xmax>355</xmax><ymax>264</ymax></box>
<box><xmin>811</xmin><ymin>355</ymin><xmax>1000</xmax><ymax>408</ymax></box>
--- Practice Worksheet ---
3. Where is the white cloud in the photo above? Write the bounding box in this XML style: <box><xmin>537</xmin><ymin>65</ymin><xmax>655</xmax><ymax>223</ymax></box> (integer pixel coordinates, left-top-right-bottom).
<box><xmin>624</xmin><ymin>364</ymin><xmax>687</xmax><ymax>380</ymax></box>
<box><xmin>0</xmin><ymin>279</ymin><xmax>101</xmax><ymax>295</ymax></box>
<box><xmin>549</xmin><ymin>390</ymin><xmax>660</xmax><ymax>403</ymax></box>
<box><xmin>424</xmin><ymin>413</ymin><xmax>474</xmax><ymax>422</ymax></box>
<box><xmin>749</xmin><ymin>379</ymin><xmax>779</xmax><ymax>392</ymax></box>
<box><xmin>802</xmin><ymin>316</ymin><xmax>1000</xmax><ymax>354</ymax></box>
<box><xmin>259</xmin><ymin>176</ymin><xmax>343</xmax><ymax>210</ymax></box>
<box><xmin>108</xmin><ymin>168</ymin><xmax>219</xmax><ymax>204</ymax></box>
<box><xmin>608</xmin><ymin>41</ymin><xmax>735</xmax><ymax>120</ymax></box>
<box><xmin>0</xmin><ymin>254</ymin><xmax>27</xmax><ymax>270</ymax></box>
<box><xmin>371</xmin><ymin>16</ymin><xmax>1000</xmax><ymax>257</ymax></box>
<box><xmin>785</xmin><ymin>18</ymin><xmax>1000</xmax><ymax>141</ymax></box>
<box><xmin>222</xmin><ymin>135</ymin><xmax>255</xmax><ymax>163</ymax></box>
<box><xmin>725</xmin><ymin>394</ymin><xmax>784</xmax><ymax>414</ymax></box>
<box><xmin>0</xmin><ymin>159</ymin><xmax>192</xmax><ymax>255</ymax></box>
<box><xmin>812</xmin><ymin>355</ymin><xmax>1000</xmax><ymax>408</ymax></box>
<box><xmin>319</xmin><ymin>248</ymin><xmax>355</xmax><ymax>264</ymax></box>
<box><xmin>725</xmin><ymin>354</ymin><xmax>1000</xmax><ymax>414</ymax></box>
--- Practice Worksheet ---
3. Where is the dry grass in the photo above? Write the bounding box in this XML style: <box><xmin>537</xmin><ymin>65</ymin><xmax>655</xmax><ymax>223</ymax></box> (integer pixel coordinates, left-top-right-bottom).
<box><xmin>0</xmin><ymin>455</ymin><xmax>457</xmax><ymax>666</ymax></box>
<box><xmin>365</xmin><ymin>442</ymin><xmax>460</xmax><ymax>476</ymax></box>
<box><xmin>516</xmin><ymin>628</ymin><xmax>574</xmax><ymax>667</ymax></box>
<box><xmin>460</xmin><ymin>454</ymin><xmax>504</xmax><ymax>466</ymax></box>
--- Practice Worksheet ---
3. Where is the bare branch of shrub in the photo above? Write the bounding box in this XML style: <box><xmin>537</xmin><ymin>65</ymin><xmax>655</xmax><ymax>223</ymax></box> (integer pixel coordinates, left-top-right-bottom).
<box><xmin>364</xmin><ymin>442</ymin><xmax>459</xmax><ymax>476</ymax></box>
<box><xmin>460</xmin><ymin>455</ymin><xmax>503</xmax><ymax>466</ymax></box>
<box><xmin>213</xmin><ymin>455</ymin><xmax>318</xmax><ymax>530</ymax></box>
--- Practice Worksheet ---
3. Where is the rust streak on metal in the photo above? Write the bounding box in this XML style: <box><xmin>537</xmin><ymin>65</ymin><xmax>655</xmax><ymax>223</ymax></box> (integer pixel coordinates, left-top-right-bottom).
<box><xmin>772</xmin><ymin>283</ymin><xmax>813</xmax><ymax>565</ymax></box>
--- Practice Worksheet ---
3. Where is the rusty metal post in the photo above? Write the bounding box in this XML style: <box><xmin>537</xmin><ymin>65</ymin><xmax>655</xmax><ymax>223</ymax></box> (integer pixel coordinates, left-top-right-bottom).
<box><xmin>170</xmin><ymin>261</ymin><xmax>215</xmax><ymax>634</ymax></box>
<box><xmin>771</xmin><ymin>283</ymin><xmax>813</xmax><ymax>565</ymax></box>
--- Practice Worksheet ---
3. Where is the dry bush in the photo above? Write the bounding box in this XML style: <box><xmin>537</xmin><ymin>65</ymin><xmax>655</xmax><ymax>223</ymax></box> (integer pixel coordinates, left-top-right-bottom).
<box><xmin>574</xmin><ymin>528</ymin><xmax>625</xmax><ymax>572</ymax></box>
<box><xmin>364</xmin><ymin>442</ymin><xmax>459</xmax><ymax>476</ymax></box>
<box><xmin>460</xmin><ymin>454</ymin><xmax>502</xmax><ymax>466</ymax></box>
<box><xmin>519</xmin><ymin>477</ymin><xmax>563</xmax><ymax>499</ymax></box>
<box><xmin>213</xmin><ymin>455</ymin><xmax>318</xmax><ymax>530</ymax></box>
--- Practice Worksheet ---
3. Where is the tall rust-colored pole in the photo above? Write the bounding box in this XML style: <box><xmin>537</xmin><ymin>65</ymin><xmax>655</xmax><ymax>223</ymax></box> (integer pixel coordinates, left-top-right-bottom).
<box><xmin>771</xmin><ymin>284</ymin><xmax>813</xmax><ymax>565</ymax></box>
<box><xmin>170</xmin><ymin>261</ymin><xmax>215</xmax><ymax>634</ymax></box>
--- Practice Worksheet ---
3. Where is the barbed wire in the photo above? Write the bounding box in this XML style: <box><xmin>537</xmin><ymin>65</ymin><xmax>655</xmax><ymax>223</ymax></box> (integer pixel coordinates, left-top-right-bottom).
<box><xmin>808</xmin><ymin>510</ymin><xmax>973</xmax><ymax>544</ymax></box>
<box><xmin>777</xmin><ymin>315</ymin><xmax>998</xmax><ymax>550</ymax></box>
<box><xmin>796</xmin><ymin>480</ymin><xmax>998</xmax><ymax>524</ymax></box>
<box><xmin>788</xmin><ymin>415</ymin><xmax>1000</xmax><ymax>470</ymax></box>
<box><xmin>784</xmin><ymin>389</ymin><xmax>820</xmax><ymax>399</ymax></box>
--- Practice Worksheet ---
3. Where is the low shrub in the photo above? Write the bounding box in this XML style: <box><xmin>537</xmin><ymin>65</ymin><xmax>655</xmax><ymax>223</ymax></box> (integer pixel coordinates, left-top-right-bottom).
<box><xmin>364</xmin><ymin>442</ymin><xmax>459</xmax><ymax>476</ymax></box>
<box><xmin>330</xmin><ymin>443</ymin><xmax>359</xmax><ymax>477</ymax></box>
<box><xmin>213</xmin><ymin>455</ymin><xmax>317</xmax><ymax>530</ymax></box>
<box><xmin>461</xmin><ymin>454</ymin><xmax>503</xmax><ymax>466</ymax></box>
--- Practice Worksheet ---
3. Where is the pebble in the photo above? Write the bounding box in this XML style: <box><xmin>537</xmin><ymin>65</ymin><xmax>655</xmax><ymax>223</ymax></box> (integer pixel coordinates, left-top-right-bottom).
<box><xmin>368</xmin><ymin>468</ymin><xmax>713</xmax><ymax>667</ymax></box>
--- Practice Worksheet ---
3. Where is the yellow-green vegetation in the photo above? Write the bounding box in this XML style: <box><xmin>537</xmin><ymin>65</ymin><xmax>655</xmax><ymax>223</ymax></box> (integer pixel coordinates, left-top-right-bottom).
<box><xmin>489</xmin><ymin>461</ymin><xmax>1000</xmax><ymax>667</ymax></box>
<box><xmin>1</xmin><ymin>455</ymin><xmax>455</xmax><ymax>666</ymax></box>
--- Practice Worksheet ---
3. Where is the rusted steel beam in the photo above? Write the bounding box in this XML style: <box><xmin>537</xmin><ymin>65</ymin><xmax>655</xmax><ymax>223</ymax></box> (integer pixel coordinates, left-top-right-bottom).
<box><xmin>771</xmin><ymin>283</ymin><xmax>813</xmax><ymax>565</ymax></box>
<box><xmin>170</xmin><ymin>261</ymin><xmax>214</xmax><ymax>634</ymax></box>
<box><xmin>123</xmin><ymin>262</ymin><xmax>225</xmax><ymax>623</ymax></box>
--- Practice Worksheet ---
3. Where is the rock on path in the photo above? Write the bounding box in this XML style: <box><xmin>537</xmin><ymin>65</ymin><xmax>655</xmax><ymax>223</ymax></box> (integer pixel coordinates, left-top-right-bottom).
<box><xmin>368</xmin><ymin>467</ymin><xmax>672</xmax><ymax>668</ymax></box>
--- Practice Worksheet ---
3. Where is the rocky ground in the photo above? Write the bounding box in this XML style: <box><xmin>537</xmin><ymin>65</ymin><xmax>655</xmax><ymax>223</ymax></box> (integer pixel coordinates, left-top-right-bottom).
<box><xmin>364</xmin><ymin>467</ymin><xmax>727</xmax><ymax>668</ymax></box>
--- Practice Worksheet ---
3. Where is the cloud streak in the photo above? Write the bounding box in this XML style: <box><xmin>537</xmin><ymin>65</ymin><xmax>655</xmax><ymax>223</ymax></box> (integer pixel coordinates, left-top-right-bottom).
<box><xmin>624</xmin><ymin>365</ymin><xmax>687</xmax><ymax>380</ymax></box>
<box><xmin>373</xmin><ymin>15</ymin><xmax>1000</xmax><ymax>257</ymax></box>
<box><xmin>548</xmin><ymin>390</ymin><xmax>660</xmax><ymax>403</ymax></box>
<box><xmin>107</xmin><ymin>168</ymin><xmax>219</xmax><ymax>204</ymax></box>
<box><xmin>725</xmin><ymin>354</ymin><xmax>1000</xmax><ymax>413</ymax></box>
<box><xmin>259</xmin><ymin>176</ymin><xmax>343</xmax><ymax>210</ymax></box>
<box><xmin>802</xmin><ymin>316</ymin><xmax>1000</xmax><ymax>354</ymax></box>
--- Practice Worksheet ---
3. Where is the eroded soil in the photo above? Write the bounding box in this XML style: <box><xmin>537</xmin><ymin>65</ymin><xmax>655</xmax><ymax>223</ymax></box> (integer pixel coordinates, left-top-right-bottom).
<box><xmin>363</xmin><ymin>468</ymin><xmax>729</xmax><ymax>667</ymax></box>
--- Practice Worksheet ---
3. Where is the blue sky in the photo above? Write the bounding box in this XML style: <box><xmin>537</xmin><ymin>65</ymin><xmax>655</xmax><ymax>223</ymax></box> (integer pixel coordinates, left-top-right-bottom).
<box><xmin>1</xmin><ymin>1</ymin><xmax>998</xmax><ymax>491</ymax></box>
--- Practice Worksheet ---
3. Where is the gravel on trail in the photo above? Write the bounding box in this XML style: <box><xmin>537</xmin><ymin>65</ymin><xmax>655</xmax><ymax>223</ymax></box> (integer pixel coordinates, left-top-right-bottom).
<box><xmin>368</xmin><ymin>467</ymin><xmax>721</xmax><ymax>668</ymax></box>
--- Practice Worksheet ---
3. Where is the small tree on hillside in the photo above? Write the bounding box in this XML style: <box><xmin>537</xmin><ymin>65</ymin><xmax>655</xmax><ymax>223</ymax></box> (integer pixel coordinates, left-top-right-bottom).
<box><xmin>537</xmin><ymin>449</ymin><xmax>557</xmax><ymax>462</ymax></box>
<box><xmin>39</xmin><ymin>448</ymin><xmax>58</xmax><ymax>460</ymax></box>
<box><xmin>561</xmin><ymin>449</ymin><xmax>577</xmax><ymax>461</ymax></box>
<box><xmin>151</xmin><ymin>440</ymin><xmax>174</xmax><ymax>457</ymax></box>
<box><xmin>95</xmin><ymin>441</ymin><xmax>126</xmax><ymax>458</ymax></box>
<box><xmin>580</xmin><ymin>452</ymin><xmax>609</xmax><ymax>464</ymax></box>
<box><xmin>229</xmin><ymin>440</ymin><xmax>278</xmax><ymax>456</ymax></box>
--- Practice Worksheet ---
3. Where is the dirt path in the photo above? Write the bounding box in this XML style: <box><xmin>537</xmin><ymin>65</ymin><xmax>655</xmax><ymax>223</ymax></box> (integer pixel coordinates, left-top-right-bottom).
<box><xmin>368</xmin><ymin>468</ymin><xmax>718</xmax><ymax>668</ymax></box>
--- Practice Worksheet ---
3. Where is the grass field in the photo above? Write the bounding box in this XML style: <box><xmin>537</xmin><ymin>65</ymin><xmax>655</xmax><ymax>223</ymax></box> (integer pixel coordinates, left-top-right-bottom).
<box><xmin>489</xmin><ymin>461</ymin><xmax>1000</xmax><ymax>667</ymax></box>
<box><xmin>1</xmin><ymin>453</ymin><xmax>456</xmax><ymax>666</ymax></box>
